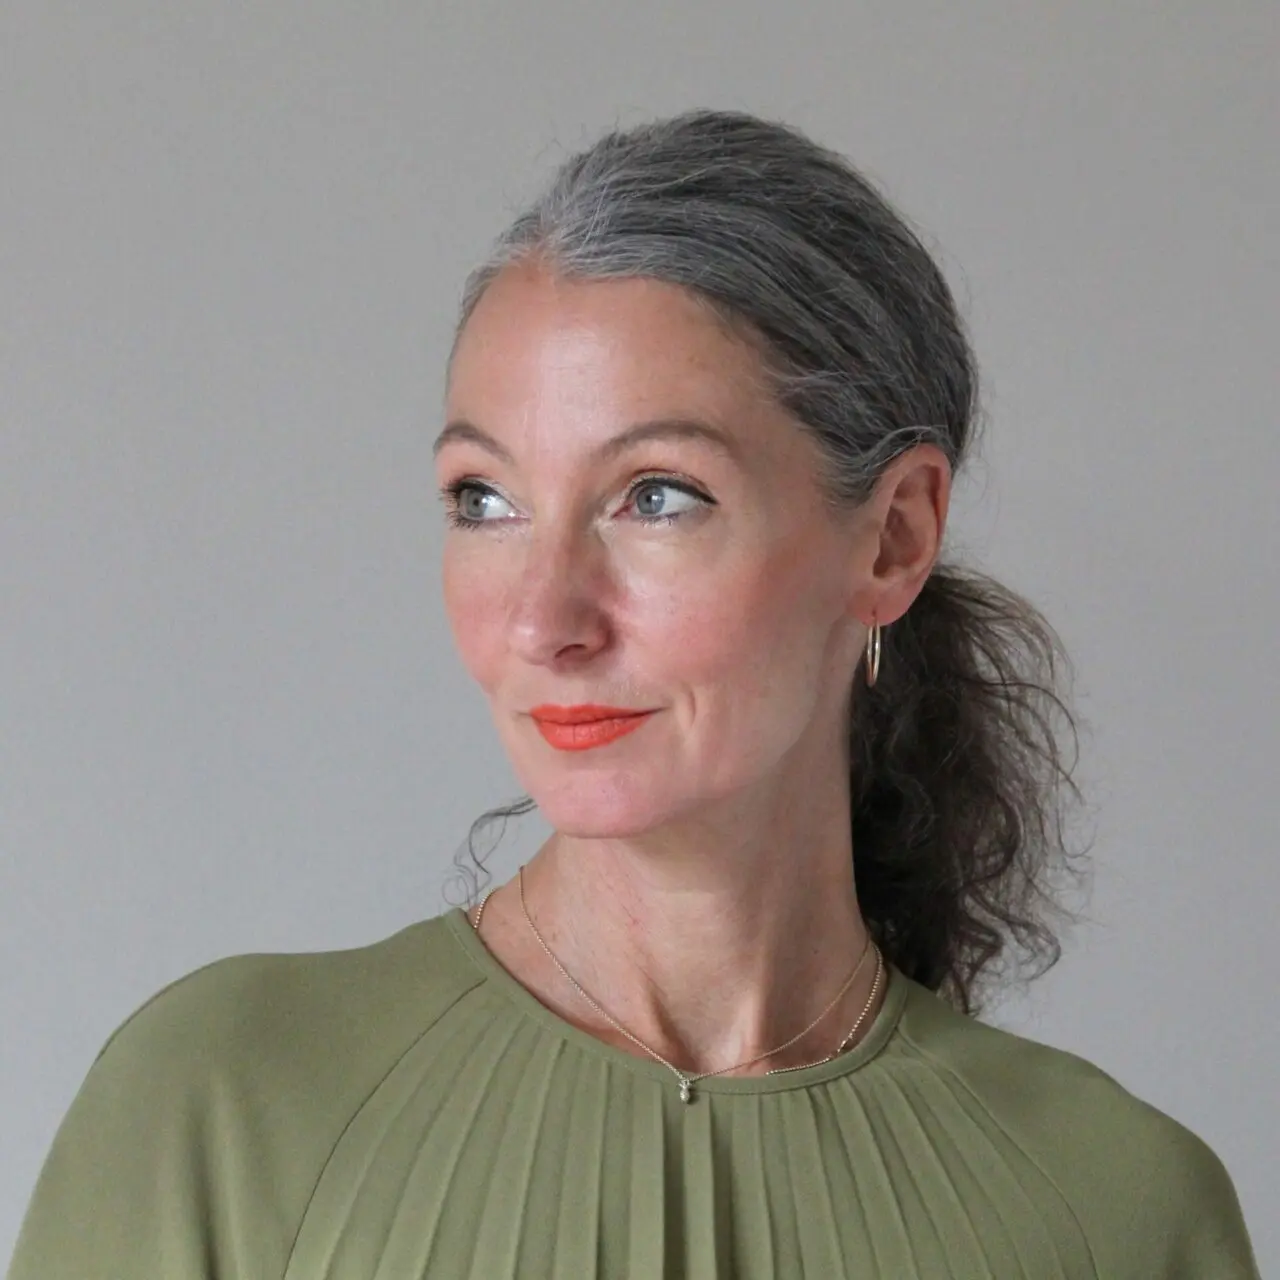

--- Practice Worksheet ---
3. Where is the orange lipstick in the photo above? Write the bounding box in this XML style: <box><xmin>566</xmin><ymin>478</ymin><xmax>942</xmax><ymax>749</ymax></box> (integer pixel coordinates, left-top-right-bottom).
<box><xmin>529</xmin><ymin>704</ymin><xmax>657</xmax><ymax>752</ymax></box>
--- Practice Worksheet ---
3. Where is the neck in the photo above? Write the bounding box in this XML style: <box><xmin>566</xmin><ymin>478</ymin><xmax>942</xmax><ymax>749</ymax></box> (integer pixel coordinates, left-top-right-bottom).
<box><xmin>516</xmin><ymin>785</ymin><xmax>882</xmax><ymax>1077</ymax></box>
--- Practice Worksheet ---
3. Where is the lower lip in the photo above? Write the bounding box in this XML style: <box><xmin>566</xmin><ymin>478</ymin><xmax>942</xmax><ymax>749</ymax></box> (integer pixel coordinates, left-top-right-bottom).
<box><xmin>532</xmin><ymin>712</ymin><xmax>656</xmax><ymax>752</ymax></box>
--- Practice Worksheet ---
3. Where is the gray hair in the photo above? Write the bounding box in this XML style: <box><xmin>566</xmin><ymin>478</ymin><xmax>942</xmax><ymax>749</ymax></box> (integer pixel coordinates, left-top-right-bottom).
<box><xmin>449</xmin><ymin>108</ymin><xmax>976</xmax><ymax>509</ymax></box>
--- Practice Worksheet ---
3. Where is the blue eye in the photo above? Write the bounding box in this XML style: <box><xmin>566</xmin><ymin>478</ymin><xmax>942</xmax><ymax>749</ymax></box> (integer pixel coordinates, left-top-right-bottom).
<box><xmin>627</xmin><ymin>476</ymin><xmax>709</xmax><ymax>525</ymax></box>
<box><xmin>438</xmin><ymin>475</ymin><xmax>713</xmax><ymax>530</ymax></box>
<box><xmin>439</xmin><ymin>481</ymin><xmax>513</xmax><ymax>530</ymax></box>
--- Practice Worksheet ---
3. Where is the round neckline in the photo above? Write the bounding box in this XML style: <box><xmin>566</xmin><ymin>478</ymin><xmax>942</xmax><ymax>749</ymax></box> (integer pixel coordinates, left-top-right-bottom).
<box><xmin>443</xmin><ymin>905</ymin><xmax>910</xmax><ymax>1096</ymax></box>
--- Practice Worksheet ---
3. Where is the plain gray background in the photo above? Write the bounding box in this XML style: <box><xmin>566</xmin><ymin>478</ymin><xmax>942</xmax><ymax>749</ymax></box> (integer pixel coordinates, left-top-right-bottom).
<box><xmin>3</xmin><ymin>0</ymin><xmax>1275</xmax><ymax>1271</ymax></box>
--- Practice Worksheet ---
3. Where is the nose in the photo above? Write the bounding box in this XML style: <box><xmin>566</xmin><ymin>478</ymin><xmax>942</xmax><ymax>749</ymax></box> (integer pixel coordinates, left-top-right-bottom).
<box><xmin>506</xmin><ymin>524</ymin><xmax>612</xmax><ymax>667</ymax></box>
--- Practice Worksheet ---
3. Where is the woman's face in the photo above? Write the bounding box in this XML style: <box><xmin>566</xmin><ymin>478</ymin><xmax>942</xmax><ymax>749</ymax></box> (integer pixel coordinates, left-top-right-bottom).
<box><xmin>437</xmin><ymin>261</ymin><xmax>878</xmax><ymax>838</ymax></box>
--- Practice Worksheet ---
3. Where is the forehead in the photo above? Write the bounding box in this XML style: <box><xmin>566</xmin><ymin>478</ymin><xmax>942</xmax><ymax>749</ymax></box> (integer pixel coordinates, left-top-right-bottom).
<box><xmin>446</xmin><ymin>263</ymin><xmax>775</xmax><ymax>422</ymax></box>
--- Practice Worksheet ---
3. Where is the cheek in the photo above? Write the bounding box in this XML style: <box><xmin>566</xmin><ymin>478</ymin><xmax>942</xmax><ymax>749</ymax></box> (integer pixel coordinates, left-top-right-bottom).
<box><xmin>441</xmin><ymin>550</ymin><xmax>505</xmax><ymax>688</ymax></box>
<box><xmin>636</xmin><ymin>547</ymin><xmax>831</xmax><ymax>708</ymax></box>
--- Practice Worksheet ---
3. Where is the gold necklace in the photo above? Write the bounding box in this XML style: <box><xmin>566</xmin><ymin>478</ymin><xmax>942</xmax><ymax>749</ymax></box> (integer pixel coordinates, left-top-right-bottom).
<box><xmin>472</xmin><ymin>866</ymin><xmax>885</xmax><ymax>1104</ymax></box>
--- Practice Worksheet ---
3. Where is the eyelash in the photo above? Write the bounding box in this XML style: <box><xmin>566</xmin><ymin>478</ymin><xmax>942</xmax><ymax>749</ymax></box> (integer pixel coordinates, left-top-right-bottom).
<box><xmin>438</xmin><ymin>473</ymin><xmax>712</xmax><ymax>531</ymax></box>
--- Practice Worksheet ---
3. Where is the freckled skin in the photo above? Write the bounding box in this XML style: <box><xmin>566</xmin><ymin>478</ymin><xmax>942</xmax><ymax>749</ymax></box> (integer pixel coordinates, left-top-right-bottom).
<box><xmin>436</xmin><ymin>259</ymin><xmax>951</xmax><ymax>1068</ymax></box>
<box><xmin>439</xmin><ymin>263</ymin><xmax>883</xmax><ymax>840</ymax></box>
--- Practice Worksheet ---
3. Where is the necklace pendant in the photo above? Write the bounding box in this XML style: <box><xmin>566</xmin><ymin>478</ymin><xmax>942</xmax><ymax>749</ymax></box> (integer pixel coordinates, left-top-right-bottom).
<box><xmin>679</xmin><ymin>1078</ymin><xmax>692</xmax><ymax>1103</ymax></box>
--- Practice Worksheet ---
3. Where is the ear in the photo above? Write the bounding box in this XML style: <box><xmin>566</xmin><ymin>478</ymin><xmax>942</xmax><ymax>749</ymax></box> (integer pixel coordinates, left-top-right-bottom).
<box><xmin>850</xmin><ymin>443</ymin><xmax>952</xmax><ymax>626</ymax></box>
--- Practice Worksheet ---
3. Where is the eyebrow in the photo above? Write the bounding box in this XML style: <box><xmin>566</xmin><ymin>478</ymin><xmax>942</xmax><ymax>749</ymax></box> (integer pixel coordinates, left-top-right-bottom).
<box><xmin>432</xmin><ymin>417</ymin><xmax>741</xmax><ymax>465</ymax></box>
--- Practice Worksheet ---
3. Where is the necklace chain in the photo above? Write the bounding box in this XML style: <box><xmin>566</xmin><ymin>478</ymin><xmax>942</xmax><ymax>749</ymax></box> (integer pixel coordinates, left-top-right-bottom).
<box><xmin>473</xmin><ymin>866</ymin><xmax>885</xmax><ymax>1104</ymax></box>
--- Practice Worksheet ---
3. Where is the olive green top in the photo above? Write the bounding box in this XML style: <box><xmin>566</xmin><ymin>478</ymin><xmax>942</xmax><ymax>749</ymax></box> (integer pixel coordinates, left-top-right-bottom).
<box><xmin>8</xmin><ymin>907</ymin><xmax>1259</xmax><ymax>1278</ymax></box>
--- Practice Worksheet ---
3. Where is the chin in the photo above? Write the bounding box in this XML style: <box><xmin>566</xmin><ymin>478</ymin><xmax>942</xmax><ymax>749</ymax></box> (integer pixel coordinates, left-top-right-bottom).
<box><xmin>519</xmin><ymin>767</ymin><xmax>682</xmax><ymax>839</ymax></box>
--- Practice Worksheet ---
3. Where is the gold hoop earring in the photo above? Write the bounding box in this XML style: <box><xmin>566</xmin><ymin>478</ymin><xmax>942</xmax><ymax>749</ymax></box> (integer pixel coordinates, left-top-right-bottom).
<box><xmin>864</xmin><ymin>620</ymin><xmax>882</xmax><ymax>688</ymax></box>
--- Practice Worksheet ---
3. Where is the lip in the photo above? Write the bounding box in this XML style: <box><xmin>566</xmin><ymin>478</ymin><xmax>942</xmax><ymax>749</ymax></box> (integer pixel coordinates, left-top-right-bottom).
<box><xmin>528</xmin><ymin>705</ymin><xmax>658</xmax><ymax>752</ymax></box>
<box><xmin>528</xmin><ymin>704</ymin><xmax>656</xmax><ymax>725</ymax></box>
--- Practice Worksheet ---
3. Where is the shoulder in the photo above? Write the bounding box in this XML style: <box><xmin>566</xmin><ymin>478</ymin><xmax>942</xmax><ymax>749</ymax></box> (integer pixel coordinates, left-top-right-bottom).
<box><xmin>93</xmin><ymin>907</ymin><xmax>483</xmax><ymax>1083</ymax></box>
<box><xmin>888</xmin><ymin>974</ymin><xmax>1259</xmax><ymax>1277</ymax></box>
<box><xmin>8</xmin><ymin>909</ymin><xmax>487</xmax><ymax>1279</ymax></box>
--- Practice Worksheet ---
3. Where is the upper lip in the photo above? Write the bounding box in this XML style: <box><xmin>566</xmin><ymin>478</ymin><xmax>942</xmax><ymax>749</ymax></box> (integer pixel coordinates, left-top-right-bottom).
<box><xmin>528</xmin><ymin>704</ymin><xmax>656</xmax><ymax>724</ymax></box>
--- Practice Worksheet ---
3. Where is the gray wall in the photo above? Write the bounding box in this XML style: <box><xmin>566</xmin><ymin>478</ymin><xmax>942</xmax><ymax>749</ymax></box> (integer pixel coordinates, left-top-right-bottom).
<box><xmin>3</xmin><ymin>0</ymin><xmax>1275</xmax><ymax>1269</ymax></box>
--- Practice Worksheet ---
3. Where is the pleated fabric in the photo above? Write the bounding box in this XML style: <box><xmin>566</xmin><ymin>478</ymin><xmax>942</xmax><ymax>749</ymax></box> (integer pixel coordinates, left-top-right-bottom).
<box><xmin>280</xmin><ymin>914</ymin><xmax>1088</xmax><ymax>1279</ymax></box>
<box><xmin>8</xmin><ymin>908</ymin><xmax>1259</xmax><ymax>1280</ymax></box>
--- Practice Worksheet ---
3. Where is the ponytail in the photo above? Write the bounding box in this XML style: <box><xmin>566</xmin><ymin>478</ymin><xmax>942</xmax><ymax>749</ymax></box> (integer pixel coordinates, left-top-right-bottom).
<box><xmin>850</xmin><ymin>564</ymin><xmax>1088</xmax><ymax>1012</ymax></box>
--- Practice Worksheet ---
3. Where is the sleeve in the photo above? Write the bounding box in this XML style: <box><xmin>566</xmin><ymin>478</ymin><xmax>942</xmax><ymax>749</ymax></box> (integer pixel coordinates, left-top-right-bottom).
<box><xmin>1145</xmin><ymin>1124</ymin><xmax>1260</xmax><ymax>1280</ymax></box>
<box><xmin>1079</xmin><ymin>1104</ymin><xmax>1261</xmax><ymax>1280</ymax></box>
<box><xmin>6</xmin><ymin>963</ymin><xmax>299</xmax><ymax>1280</ymax></box>
<box><xmin>7</xmin><ymin>918</ymin><xmax>474</xmax><ymax>1280</ymax></box>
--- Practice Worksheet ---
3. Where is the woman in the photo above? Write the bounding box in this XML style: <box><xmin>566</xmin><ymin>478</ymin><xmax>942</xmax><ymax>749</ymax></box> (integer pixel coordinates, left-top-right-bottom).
<box><xmin>8</xmin><ymin>109</ymin><xmax>1258</xmax><ymax>1279</ymax></box>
